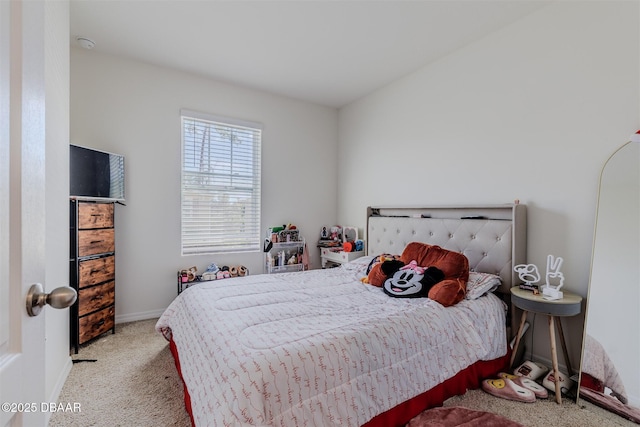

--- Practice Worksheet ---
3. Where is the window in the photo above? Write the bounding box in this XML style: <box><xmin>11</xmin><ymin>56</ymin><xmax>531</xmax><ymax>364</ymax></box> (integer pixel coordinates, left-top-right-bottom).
<box><xmin>181</xmin><ymin>110</ymin><xmax>262</xmax><ymax>255</ymax></box>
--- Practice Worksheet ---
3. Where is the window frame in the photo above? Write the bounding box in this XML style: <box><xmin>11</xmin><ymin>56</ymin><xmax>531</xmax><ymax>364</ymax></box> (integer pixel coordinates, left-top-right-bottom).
<box><xmin>180</xmin><ymin>109</ymin><xmax>262</xmax><ymax>255</ymax></box>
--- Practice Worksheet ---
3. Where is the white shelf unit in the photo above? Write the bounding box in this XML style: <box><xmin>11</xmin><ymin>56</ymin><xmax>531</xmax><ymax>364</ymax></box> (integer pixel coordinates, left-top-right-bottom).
<box><xmin>265</xmin><ymin>240</ymin><xmax>305</xmax><ymax>274</ymax></box>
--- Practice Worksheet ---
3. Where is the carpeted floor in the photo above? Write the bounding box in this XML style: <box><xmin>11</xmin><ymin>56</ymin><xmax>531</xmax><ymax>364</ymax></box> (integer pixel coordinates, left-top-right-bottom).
<box><xmin>49</xmin><ymin>319</ymin><xmax>636</xmax><ymax>427</ymax></box>
<box><xmin>50</xmin><ymin>319</ymin><xmax>190</xmax><ymax>427</ymax></box>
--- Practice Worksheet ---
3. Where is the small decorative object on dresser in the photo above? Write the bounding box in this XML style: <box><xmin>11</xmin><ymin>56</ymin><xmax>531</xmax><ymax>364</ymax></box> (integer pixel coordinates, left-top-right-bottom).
<box><xmin>320</xmin><ymin>226</ymin><xmax>329</xmax><ymax>240</ymax></box>
<box><xmin>329</xmin><ymin>225</ymin><xmax>342</xmax><ymax>241</ymax></box>
<box><xmin>69</xmin><ymin>200</ymin><xmax>117</xmax><ymax>353</ymax></box>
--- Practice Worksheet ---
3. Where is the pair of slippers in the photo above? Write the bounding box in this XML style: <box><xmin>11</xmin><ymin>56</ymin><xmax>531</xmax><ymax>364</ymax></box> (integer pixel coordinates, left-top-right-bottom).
<box><xmin>228</xmin><ymin>265</ymin><xmax>248</xmax><ymax>277</ymax></box>
<box><xmin>214</xmin><ymin>265</ymin><xmax>249</xmax><ymax>280</ymax></box>
<box><xmin>482</xmin><ymin>372</ymin><xmax>548</xmax><ymax>403</ymax></box>
<box><xmin>201</xmin><ymin>264</ymin><xmax>249</xmax><ymax>281</ymax></box>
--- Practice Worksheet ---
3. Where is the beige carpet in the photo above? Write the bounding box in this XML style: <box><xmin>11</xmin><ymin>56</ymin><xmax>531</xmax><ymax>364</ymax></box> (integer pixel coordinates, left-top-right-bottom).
<box><xmin>49</xmin><ymin>319</ymin><xmax>190</xmax><ymax>427</ymax></box>
<box><xmin>49</xmin><ymin>319</ymin><xmax>636</xmax><ymax>427</ymax></box>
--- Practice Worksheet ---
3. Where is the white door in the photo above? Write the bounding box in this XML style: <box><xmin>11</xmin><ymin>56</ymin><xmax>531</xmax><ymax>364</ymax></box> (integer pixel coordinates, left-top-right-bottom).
<box><xmin>1</xmin><ymin>1</ymin><xmax>49</xmax><ymax>426</ymax></box>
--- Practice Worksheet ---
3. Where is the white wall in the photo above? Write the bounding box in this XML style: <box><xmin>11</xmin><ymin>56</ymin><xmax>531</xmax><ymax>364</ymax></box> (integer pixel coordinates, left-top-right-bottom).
<box><xmin>70</xmin><ymin>0</ymin><xmax>638</xmax><ymax>374</ymax></box>
<box><xmin>71</xmin><ymin>50</ymin><xmax>339</xmax><ymax>322</ymax></box>
<box><xmin>337</xmin><ymin>1</ymin><xmax>639</xmax><ymax>370</ymax></box>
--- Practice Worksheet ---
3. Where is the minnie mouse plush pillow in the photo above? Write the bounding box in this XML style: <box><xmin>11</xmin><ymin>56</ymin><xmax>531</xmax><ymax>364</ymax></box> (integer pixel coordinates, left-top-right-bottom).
<box><xmin>383</xmin><ymin>262</ymin><xmax>444</xmax><ymax>298</ymax></box>
<box><xmin>400</xmin><ymin>242</ymin><xmax>470</xmax><ymax>307</ymax></box>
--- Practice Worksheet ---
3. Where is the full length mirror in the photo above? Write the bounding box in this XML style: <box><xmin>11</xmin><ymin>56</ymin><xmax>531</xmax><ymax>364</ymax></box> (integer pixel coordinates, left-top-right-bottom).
<box><xmin>578</xmin><ymin>139</ymin><xmax>640</xmax><ymax>423</ymax></box>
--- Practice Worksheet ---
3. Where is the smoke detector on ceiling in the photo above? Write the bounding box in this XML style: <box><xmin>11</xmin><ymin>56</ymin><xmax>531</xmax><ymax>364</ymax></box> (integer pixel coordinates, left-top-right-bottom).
<box><xmin>76</xmin><ymin>36</ymin><xmax>95</xmax><ymax>50</ymax></box>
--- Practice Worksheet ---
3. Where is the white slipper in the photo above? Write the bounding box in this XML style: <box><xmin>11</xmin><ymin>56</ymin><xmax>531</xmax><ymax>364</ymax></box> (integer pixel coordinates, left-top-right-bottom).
<box><xmin>513</xmin><ymin>360</ymin><xmax>548</xmax><ymax>380</ymax></box>
<box><xmin>482</xmin><ymin>378</ymin><xmax>536</xmax><ymax>403</ymax></box>
<box><xmin>542</xmin><ymin>370</ymin><xmax>573</xmax><ymax>394</ymax></box>
<box><xmin>499</xmin><ymin>372</ymin><xmax>548</xmax><ymax>398</ymax></box>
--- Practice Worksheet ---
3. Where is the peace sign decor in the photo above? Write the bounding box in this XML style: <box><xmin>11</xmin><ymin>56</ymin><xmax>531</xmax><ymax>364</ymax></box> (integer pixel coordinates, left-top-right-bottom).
<box><xmin>514</xmin><ymin>255</ymin><xmax>565</xmax><ymax>300</ymax></box>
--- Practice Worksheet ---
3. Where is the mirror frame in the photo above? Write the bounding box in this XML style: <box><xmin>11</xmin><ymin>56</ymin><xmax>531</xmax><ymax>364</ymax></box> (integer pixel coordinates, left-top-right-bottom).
<box><xmin>577</xmin><ymin>139</ymin><xmax>640</xmax><ymax>423</ymax></box>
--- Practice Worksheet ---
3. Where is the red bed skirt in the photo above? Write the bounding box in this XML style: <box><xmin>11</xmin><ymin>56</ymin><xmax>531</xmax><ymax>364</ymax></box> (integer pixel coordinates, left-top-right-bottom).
<box><xmin>362</xmin><ymin>351</ymin><xmax>510</xmax><ymax>427</ymax></box>
<box><xmin>169</xmin><ymin>338</ymin><xmax>510</xmax><ymax>427</ymax></box>
<box><xmin>169</xmin><ymin>339</ymin><xmax>196</xmax><ymax>427</ymax></box>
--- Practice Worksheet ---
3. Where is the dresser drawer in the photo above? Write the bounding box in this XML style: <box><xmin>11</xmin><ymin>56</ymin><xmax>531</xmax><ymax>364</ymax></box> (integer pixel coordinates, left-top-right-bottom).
<box><xmin>78</xmin><ymin>202</ymin><xmax>114</xmax><ymax>229</ymax></box>
<box><xmin>78</xmin><ymin>255</ymin><xmax>115</xmax><ymax>288</ymax></box>
<box><xmin>321</xmin><ymin>248</ymin><xmax>364</xmax><ymax>264</ymax></box>
<box><xmin>78</xmin><ymin>228</ymin><xmax>114</xmax><ymax>257</ymax></box>
<box><xmin>79</xmin><ymin>305</ymin><xmax>115</xmax><ymax>344</ymax></box>
<box><xmin>78</xmin><ymin>281</ymin><xmax>115</xmax><ymax>317</ymax></box>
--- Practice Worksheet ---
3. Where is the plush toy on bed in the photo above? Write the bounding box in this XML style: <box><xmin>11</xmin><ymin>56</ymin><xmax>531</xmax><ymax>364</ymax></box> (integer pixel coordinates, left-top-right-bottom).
<box><xmin>365</xmin><ymin>242</ymin><xmax>470</xmax><ymax>307</ymax></box>
<box><xmin>383</xmin><ymin>261</ymin><xmax>445</xmax><ymax>298</ymax></box>
<box><xmin>362</xmin><ymin>254</ymin><xmax>403</xmax><ymax>286</ymax></box>
<box><xmin>403</xmin><ymin>242</ymin><xmax>470</xmax><ymax>306</ymax></box>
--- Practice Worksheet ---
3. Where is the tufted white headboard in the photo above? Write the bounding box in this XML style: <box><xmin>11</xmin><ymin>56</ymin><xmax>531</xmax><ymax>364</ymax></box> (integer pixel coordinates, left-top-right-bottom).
<box><xmin>366</xmin><ymin>204</ymin><xmax>526</xmax><ymax>295</ymax></box>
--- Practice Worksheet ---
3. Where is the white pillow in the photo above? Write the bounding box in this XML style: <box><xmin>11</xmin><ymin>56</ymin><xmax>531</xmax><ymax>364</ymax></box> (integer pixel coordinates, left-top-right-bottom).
<box><xmin>466</xmin><ymin>271</ymin><xmax>502</xmax><ymax>300</ymax></box>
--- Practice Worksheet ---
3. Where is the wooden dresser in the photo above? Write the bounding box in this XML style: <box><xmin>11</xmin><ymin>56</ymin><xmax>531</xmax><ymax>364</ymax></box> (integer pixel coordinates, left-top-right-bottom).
<box><xmin>70</xmin><ymin>200</ymin><xmax>116</xmax><ymax>353</ymax></box>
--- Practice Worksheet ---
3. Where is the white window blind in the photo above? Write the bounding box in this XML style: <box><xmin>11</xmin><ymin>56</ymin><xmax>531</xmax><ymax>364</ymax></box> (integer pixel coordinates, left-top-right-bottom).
<box><xmin>181</xmin><ymin>110</ymin><xmax>262</xmax><ymax>255</ymax></box>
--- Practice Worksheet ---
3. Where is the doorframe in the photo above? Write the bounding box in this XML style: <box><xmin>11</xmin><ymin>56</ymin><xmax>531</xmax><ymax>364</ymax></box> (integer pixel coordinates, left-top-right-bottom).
<box><xmin>0</xmin><ymin>1</ymin><xmax>71</xmax><ymax>426</ymax></box>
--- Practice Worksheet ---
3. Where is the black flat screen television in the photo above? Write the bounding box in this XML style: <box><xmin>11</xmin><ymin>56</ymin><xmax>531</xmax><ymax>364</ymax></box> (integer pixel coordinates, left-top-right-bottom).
<box><xmin>70</xmin><ymin>144</ymin><xmax>125</xmax><ymax>201</ymax></box>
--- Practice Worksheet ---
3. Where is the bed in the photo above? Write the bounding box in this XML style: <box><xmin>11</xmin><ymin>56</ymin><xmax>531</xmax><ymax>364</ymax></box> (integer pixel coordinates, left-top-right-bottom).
<box><xmin>156</xmin><ymin>204</ymin><xmax>527</xmax><ymax>426</ymax></box>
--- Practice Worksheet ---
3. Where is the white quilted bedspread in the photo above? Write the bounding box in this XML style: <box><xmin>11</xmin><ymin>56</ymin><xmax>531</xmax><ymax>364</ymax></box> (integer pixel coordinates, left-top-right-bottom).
<box><xmin>156</xmin><ymin>264</ymin><xmax>507</xmax><ymax>427</ymax></box>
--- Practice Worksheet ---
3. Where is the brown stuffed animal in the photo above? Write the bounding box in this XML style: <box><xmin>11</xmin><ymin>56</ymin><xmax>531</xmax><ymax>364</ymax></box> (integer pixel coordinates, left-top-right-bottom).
<box><xmin>400</xmin><ymin>242</ymin><xmax>469</xmax><ymax>307</ymax></box>
<box><xmin>362</xmin><ymin>254</ymin><xmax>403</xmax><ymax>287</ymax></box>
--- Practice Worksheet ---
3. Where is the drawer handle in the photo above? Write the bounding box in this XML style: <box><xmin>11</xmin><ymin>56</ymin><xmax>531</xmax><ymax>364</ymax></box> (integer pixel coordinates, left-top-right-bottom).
<box><xmin>91</xmin><ymin>295</ymin><xmax>103</xmax><ymax>301</ymax></box>
<box><xmin>96</xmin><ymin>319</ymin><xmax>105</xmax><ymax>327</ymax></box>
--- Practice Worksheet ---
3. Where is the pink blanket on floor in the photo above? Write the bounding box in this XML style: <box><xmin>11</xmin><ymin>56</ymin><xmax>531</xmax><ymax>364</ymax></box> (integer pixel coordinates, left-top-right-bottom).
<box><xmin>581</xmin><ymin>335</ymin><xmax>628</xmax><ymax>403</ymax></box>
<box><xmin>407</xmin><ymin>406</ymin><xmax>523</xmax><ymax>427</ymax></box>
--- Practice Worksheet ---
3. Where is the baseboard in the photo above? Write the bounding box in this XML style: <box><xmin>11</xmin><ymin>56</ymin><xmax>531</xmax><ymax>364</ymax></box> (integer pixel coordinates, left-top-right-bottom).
<box><xmin>115</xmin><ymin>309</ymin><xmax>165</xmax><ymax>324</ymax></box>
<box><xmin>44</xmin><ymin>356</ymin><xmax>73</xmax><ymax>425</ymax></box>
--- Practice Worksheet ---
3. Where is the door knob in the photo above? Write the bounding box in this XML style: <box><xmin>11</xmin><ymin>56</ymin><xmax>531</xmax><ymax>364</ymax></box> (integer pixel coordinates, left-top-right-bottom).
<box><xmin>26</xmin><ymin>283</ymin><xmax>77</xmax><ymax>317</ymax></box>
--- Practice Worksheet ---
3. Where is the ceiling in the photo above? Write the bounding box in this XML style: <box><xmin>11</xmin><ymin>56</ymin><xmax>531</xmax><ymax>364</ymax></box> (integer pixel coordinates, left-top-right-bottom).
<box><xmin>70</xmin><ymin>0</ymin><xmax>550</xmax><ymax>108</ymax></box>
